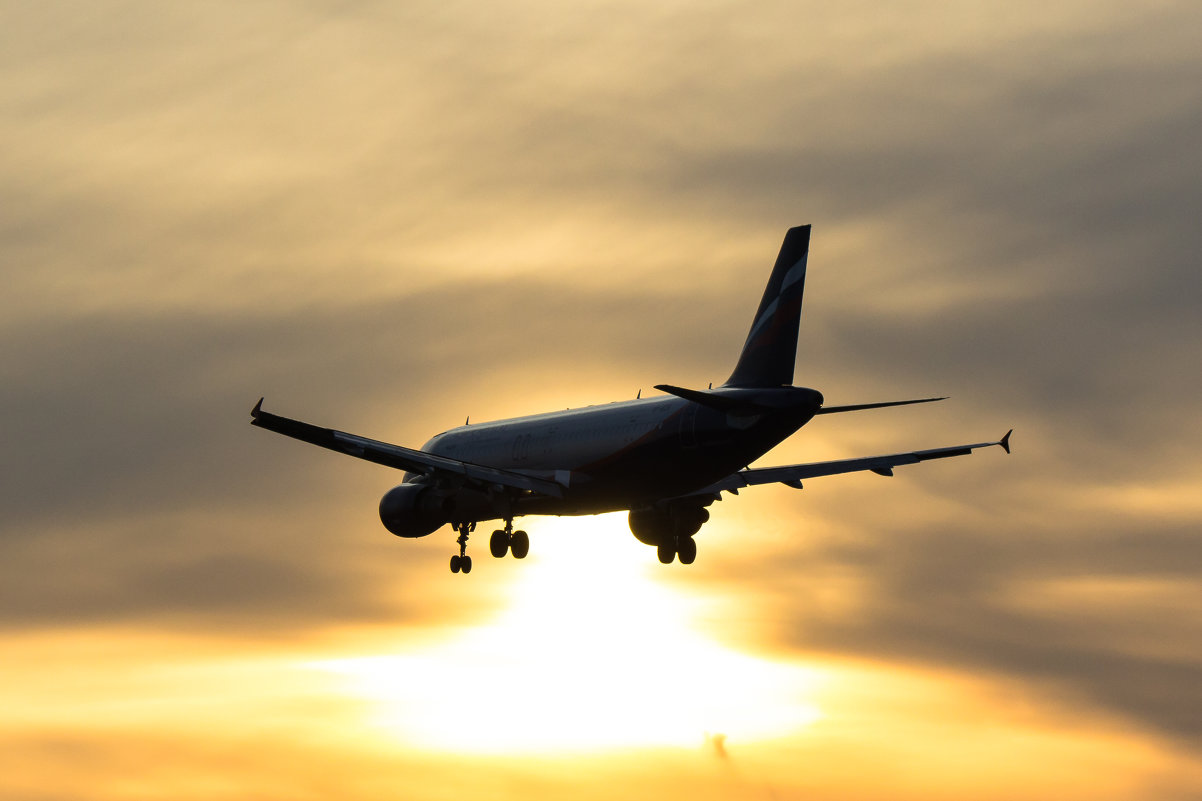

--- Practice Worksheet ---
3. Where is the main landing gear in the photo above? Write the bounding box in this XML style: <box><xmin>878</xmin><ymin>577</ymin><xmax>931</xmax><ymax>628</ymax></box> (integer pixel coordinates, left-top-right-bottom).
<box><xmin>449</xmin><ymin>522</ymin><xmax>473</xmax><ymax>574</ymax></box>
<box><xmin>657</xmin><ymin>535</ymin><xmax>697</xmax><ymax>565</ymax></box>
<box><xmin>489</xmin><ymin>520</ymin><xmax>529</xmax><ymax>560</ymax></box>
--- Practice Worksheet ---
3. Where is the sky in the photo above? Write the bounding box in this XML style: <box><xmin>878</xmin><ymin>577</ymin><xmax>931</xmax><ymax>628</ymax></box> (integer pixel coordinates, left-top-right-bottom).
<box><xmin>3</xmin><ymin>0</ymin><xmax>1202</xmax><ymax>798</ymax></box>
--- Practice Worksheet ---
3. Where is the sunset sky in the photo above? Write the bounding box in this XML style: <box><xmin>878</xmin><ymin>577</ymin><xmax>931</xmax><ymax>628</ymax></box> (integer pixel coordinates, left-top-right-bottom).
<box><xmin>3</xmin><ymin>1</ymin><xmax>1202</xmax><ymax>799</ymax></box>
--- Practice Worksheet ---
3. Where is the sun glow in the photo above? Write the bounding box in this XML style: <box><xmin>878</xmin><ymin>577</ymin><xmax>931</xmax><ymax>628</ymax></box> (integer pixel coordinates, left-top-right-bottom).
<box><xmin>312</xmin><ymin>514</ymin><xmax>823</xmax><ymax>753</ymax></box>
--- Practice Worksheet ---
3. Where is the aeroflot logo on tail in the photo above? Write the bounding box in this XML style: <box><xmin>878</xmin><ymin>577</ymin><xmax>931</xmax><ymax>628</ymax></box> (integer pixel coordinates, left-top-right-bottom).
<box><xmin>744</xmin><ymin>254</ymin><xmax>808</xmax><ymax>349</ymax></box>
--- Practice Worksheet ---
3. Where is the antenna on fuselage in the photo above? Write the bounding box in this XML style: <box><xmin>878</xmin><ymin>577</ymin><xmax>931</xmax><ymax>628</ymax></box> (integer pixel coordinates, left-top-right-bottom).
<box><xmin>637</xmin><ymin>389</ymin><xmax>641</xmax><ymax>399</ymax></box>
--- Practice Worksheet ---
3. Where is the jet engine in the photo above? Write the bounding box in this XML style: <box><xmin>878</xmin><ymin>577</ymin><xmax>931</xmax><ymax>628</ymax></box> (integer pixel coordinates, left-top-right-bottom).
<box><xmin>378</xmin><ymin>483</ymin><xmax>452</xmax><ymax>538</ymax></box>
<box><xmin>628</xmin><ymin>505</ymin><xmax>710</xmax><ymax>547</ymax></box>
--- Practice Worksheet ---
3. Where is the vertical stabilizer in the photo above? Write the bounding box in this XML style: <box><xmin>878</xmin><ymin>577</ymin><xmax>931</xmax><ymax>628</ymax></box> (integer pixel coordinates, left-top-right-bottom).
<box><xmin>723</xmin><ymin>224</ymin><xmax>810</xmax><ymax>388</ymax></box>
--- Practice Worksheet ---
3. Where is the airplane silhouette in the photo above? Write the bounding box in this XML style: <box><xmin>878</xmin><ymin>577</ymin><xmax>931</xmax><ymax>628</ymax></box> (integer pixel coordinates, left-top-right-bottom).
<box><xmin>252</xmin><ymin>225</ymin><xmax>1010</xmax><ymax>573</ymax></box>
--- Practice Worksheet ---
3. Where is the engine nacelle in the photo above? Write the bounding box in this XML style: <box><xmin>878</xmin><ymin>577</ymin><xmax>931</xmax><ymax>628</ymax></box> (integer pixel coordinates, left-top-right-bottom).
<box><xmin>379</xmin><ymin>483</ymin><xmax>451</xmax><ymax>538</ymax></box>
<box><xmin>628</xmin><ymin>505</ymin><xmax>710</xmax><ymax>547</ymax></box>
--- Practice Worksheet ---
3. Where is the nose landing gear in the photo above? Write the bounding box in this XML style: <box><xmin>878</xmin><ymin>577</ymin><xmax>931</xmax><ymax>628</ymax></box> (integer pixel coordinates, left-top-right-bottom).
<box><xmin>449</xmin><ymin>522</ymin><xmax>474</xmax><ymax>574</ymax></box>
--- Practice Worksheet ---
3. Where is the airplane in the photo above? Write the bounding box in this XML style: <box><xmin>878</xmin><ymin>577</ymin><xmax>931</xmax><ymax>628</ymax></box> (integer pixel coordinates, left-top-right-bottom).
<box><xmin>251</xmin><ymin>224</ymin><xmax>1011</xmax><ymax>574</ymax></box>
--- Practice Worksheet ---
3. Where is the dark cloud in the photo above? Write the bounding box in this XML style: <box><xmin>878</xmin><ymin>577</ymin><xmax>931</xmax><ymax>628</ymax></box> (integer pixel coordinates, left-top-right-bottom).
<box><xmin>813</xmin><ymin>286</ymin><xmax>1202</xmax><ymax>480</ymax></box>
<box><xmin>0</xmin><ymin>276</ymin><xmax>745</xmax><ymax>635</ymax></box>
<box><xmin>0</xmin><ymin>277</ymin><xmax>734</xmax><ymax>528</ymax></box>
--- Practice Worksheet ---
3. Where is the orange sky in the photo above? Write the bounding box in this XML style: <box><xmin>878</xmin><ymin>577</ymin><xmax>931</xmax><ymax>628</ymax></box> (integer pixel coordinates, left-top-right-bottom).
<box><xmin>3</xmin><ymin>1</ymin><xmax>1202</xmax><ymax>799</ymax></box>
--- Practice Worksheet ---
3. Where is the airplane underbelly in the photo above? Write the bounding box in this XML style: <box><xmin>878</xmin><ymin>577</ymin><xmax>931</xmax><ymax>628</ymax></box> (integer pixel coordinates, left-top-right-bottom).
<box><xmin>433</xmin><ymin>402</ymin><xmax>808</xmax><ymax>515</ymax></box>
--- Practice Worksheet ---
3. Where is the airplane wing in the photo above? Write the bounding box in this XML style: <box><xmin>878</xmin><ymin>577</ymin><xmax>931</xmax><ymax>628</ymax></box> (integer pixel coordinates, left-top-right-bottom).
<box><xmin>691</xmin><ymin>430</ymin><xmax>1012</xmax><ymax>495</ymax></box>
<box><xmin>249</xmin><ymin>399</ymin><xmax>564</xmax><ymax>498</ymax></box>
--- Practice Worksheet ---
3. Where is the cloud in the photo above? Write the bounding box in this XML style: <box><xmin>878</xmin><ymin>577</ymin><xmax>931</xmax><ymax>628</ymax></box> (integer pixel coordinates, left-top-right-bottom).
<box><xmin>0</xmin><ymin>274</ymin><xmax>750</xmax><ymax>635</ymax></box>
<box><xmin>688</xmin><ymin>484</ymin><xmax>1202</xmax><ymax>750</ymax></box>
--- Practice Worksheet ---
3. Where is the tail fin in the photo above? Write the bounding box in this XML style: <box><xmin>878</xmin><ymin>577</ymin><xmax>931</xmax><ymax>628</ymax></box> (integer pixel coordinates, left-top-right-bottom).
<box><xmin>723</xmin><ymin>224</ymin><xmax>810</xmax><ymax>388</ymax></box>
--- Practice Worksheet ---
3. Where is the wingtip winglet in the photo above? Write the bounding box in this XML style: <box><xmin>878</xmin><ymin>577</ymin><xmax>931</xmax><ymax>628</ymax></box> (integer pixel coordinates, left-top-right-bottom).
<box><xmin>1000</xmin><ymin>429</ymin><xmax>1013</xmax><ymax>454</ymax></box>
<box><xmin>252</xmin><ymin>397</ymin><xmax>264</xmax><ymax>419</ymax></box>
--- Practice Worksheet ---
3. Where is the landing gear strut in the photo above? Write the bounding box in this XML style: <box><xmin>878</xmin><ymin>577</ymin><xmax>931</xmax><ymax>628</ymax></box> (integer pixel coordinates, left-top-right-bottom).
<box><xmin>489</xmin><ymin>520</ymin><xmax>530</xmax><ymax>559</ymax></box>
<box><xmin>449</xmin><ymin>522</ymin><xmax>474</xmax><ymax>574</ymax></box>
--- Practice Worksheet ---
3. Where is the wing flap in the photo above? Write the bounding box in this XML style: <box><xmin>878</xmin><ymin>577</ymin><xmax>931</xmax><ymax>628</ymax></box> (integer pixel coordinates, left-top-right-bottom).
<box><xmin>250</xmin><ymin>400</ymin><xmax>564</xmax><ymax>498</ymax></box>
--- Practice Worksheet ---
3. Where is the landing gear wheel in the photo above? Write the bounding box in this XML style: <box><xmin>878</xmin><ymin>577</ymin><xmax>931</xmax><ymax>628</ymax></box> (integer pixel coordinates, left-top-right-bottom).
<box><xmin>450</xmin><ymin>554</ymin><xmax>462</xmax><ymax>573</ymax></box>
<box><xmin>489</xmin><ymin>530</ymin><xmax>509</xmax><ymax>558</ymax></box>
<box><xmin>677</xmin><ymin>536</ymin><xmax>697</xmax><ymax>565</ymax></box>
<box><xmin>657</xmin><ymin>540</ymin><xmax>676</xmax><ymax>564</ymax></box>
<box><xmin>511</xmin><ymin>530</ymin><xmax>530</xmax><ymax>559</ymax></box>
<box><xmin>460</xmin><ymin>555</ymin><xmax>472</xmax><ymax>574</ymax></box>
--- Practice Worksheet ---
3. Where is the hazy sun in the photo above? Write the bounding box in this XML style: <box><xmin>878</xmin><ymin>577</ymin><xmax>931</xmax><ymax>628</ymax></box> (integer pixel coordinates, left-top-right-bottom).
<box><xmin>311</xmin><ymin>514</ymin><xmax>823</xmax><ymax>753</ymax></box>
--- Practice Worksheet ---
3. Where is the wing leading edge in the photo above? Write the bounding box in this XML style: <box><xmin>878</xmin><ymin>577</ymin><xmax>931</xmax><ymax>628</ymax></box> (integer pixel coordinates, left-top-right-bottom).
<box><xmin>250</xmin><ymin>399</ymin><xmax>564</xmax><ymax>498</ymax></box>
<box><xmin>692</xmin><ymin>430</ymin><xmax>1012</xmax><ymax>495</ymax></box>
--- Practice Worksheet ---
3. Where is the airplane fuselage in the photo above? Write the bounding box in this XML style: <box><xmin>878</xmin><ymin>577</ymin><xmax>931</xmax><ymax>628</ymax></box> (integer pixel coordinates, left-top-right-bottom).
<box><xmin>409</xmin><ymin>386</ymin><xmax>824</xmax><ymax>518</ymax></box>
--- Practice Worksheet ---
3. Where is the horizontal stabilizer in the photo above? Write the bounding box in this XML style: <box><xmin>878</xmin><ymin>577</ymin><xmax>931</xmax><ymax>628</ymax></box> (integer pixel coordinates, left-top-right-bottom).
<box><xmin>815</xmin><ymin>397</ymin><xmax>946</xmax><ymax>415</ymax></box>
<box><xmin>654</xmin><ymin>384</ymin><xmax>824</xmax><ymax>415</ymax></box>
<box><xmin>654</xmin><ymin>384</ymin><xmax>748</xmax><ymax>412</ymax></box>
